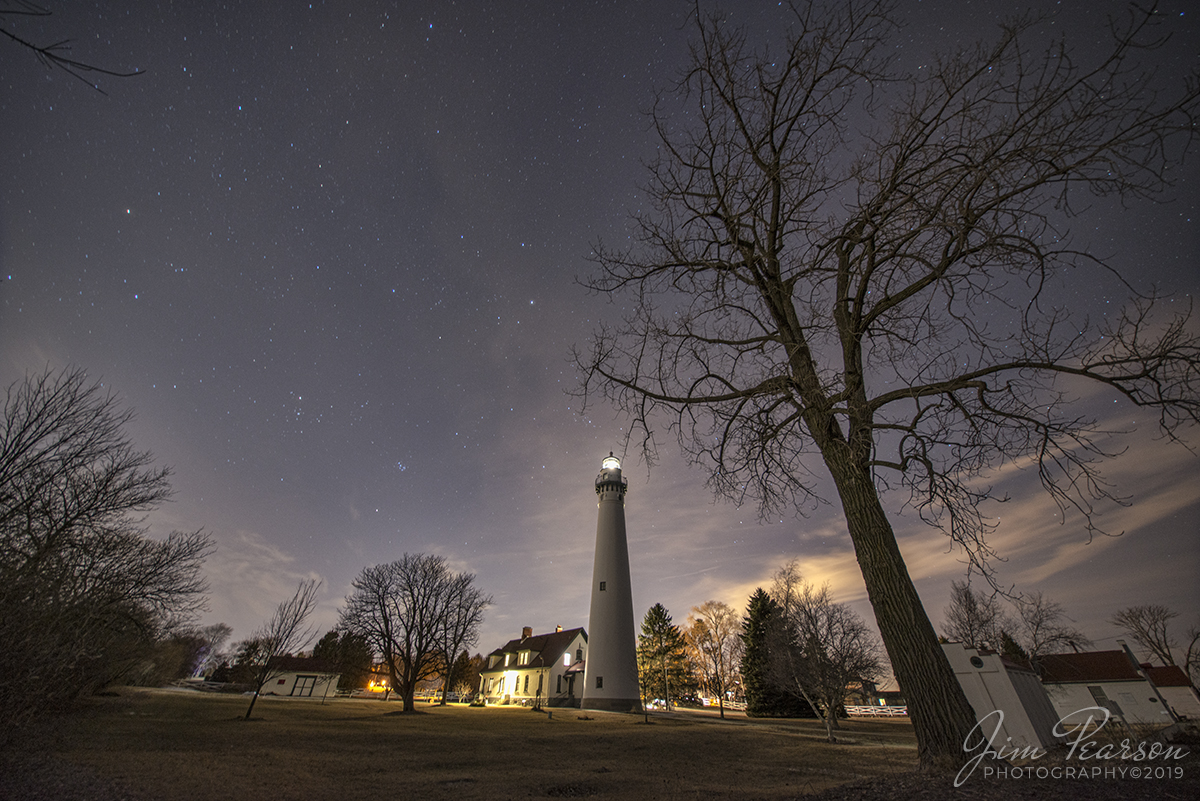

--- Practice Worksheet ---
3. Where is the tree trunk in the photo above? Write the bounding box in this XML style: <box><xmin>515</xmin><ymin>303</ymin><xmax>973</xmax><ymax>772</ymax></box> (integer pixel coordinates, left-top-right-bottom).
<box><xmin>825</xmin><ymin>451</ymin><xmax>978</xmax><ymax>771</ymax></box>
<box><xmin>243</xmin><ymin>689</ymin><xmax>260</xmax><ymax>720</ymax></box>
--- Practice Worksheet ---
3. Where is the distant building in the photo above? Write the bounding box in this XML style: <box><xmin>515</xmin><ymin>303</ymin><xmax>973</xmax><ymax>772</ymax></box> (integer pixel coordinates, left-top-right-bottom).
<box><xmin>1038</xmin><ymin>649</ymin><xmax>1199</xmax><ymax>725</ymax></box>
<box><xmin>1141</xmin><ymin>665</ymin><xmax>1200</xmax><ymax>721</ymax></box>
<box><xmin>263</xmin><ymin>656</ymin><xmax>340</xmax><ymax>698</ymax></box>
<box><xmin>478</xmin><ymin>626</ymin><xmax>588</xmax><ymax>707</ymax></box>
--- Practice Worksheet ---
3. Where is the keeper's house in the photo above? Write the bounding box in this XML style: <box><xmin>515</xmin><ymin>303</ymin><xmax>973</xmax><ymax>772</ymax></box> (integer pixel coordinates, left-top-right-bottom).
<box><xmin>479</xmin><ymin>626</ymin><xmax>587</xmax><ymax>707</ymax></box>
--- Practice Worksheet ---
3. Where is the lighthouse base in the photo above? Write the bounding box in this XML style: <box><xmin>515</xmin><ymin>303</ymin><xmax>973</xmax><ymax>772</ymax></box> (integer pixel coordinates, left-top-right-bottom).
<box><xmin>581</xmin><ymin>697</ymin><xmax>642</xmax><ymax>713</ymax></box>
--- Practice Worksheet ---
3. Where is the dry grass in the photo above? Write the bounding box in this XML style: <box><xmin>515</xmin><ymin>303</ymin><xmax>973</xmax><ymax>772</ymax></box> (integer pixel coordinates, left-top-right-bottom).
<box><xmin>2</xmin><ymin>688</ymin><xmax>918</xmax><ymax>800</ymax></box>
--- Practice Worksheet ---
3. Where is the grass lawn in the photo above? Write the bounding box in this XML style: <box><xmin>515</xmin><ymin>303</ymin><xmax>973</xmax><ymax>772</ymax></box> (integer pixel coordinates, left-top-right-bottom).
<box><xmin>1</xmin><ymin>688</ymin><xmax>918</xmax><ymax>800</ymax></box>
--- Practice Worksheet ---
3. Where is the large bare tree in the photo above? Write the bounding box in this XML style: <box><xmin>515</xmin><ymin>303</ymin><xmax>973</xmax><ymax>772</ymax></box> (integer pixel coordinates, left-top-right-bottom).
<box><xmin>0</xmin><ymin>1</ymin><xmax>143</xmax><ymax>93</ymax></box>
<box><xmin>340</xmin><ymin>554</ymin><xmax>490</xmax><ymax>712</ymax></box>
<box><xmin>575</xmin><ymin>0</ymin><xmax>1200</xmax><ymax>769</ymax></box>
<box><xmin>433</xmin><ymin>570</ymin><xmax>491</xmax><ymax>705</ymax></box>
<box><xmin>0</xmin><ymin>367</ymin><xmax>211</xmax><ymax>724</ymax></box>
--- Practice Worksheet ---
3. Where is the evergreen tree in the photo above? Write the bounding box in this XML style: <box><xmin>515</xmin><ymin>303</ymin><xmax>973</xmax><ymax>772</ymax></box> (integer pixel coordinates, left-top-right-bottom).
<box><xmin>741</xmin><ymin>588</ymin><xmax>816</xmax><ymax>718</ymax></box>
<box><xmin>999</xmin><ymin>630</ymin><xmax>1030</xmax><ymax>665</ymax></box>
<box><xmin>312</xmin><ymin>629</ymin><xmax>374</xmax><ymax>691</ymax></box>
<box><xmin>636</xmin><ymin>603</ymin><xmax>690</xmax><ymax>710</ymax></box>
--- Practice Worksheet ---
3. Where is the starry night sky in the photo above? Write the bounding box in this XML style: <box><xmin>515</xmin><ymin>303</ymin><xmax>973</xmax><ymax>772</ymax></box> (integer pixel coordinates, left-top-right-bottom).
<box><xmin>2</xmin><ymin>1</ymin><xmax>1197</xmax><ymax>664</ymax></box>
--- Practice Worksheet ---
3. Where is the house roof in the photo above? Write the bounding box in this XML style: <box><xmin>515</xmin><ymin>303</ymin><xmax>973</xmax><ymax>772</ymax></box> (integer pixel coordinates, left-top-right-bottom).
<box><xmin>482</xmin><ymin>627</ymin><xmax>586</xmax><ymax>672</ymax></box>
<box><xmin>1038</xmin><ymin>650</ymin><xmax>1145</xmax><ymax>684</ymax></box>
<box><xmin>1145</xmin><ymin>665</ymin><xmax>1194</xmax><ymax>688</ymax></box>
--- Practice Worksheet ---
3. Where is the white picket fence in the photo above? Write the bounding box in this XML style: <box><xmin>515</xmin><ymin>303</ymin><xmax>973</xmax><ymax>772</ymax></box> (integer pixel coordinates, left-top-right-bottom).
<box><xmin>845</xmin><ymin>705</ymin><xmax>908</xmax><ymax>717</ymax></box>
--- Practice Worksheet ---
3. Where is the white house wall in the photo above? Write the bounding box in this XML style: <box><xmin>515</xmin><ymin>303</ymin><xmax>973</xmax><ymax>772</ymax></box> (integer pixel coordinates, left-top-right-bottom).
<box><xmin>1158</xmin><ymin>685</ymin><xmax>1200</xmax><ymax>721</ymax></box>
<box><xmin>263</xmin><ymin>671</ymin><xmax>339</xmax><ymax>699</ymax></box>
<box><xmin>1043</xmin><ymin>680</ymin><xmax>1174</xmax><ymax>727</ymax></box>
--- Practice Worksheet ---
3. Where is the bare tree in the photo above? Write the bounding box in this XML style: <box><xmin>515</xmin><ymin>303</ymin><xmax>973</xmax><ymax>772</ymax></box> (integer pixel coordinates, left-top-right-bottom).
<box><xmin>0</xmin><ymin>367</ymin><xmax>211</xmax><ymax>724</ymax></box>
<box><xmin>1111</xmin><ymin>605</ymin><xmax>1200</xmax><ymax>683</ymax></box>
<box><xmin>941</xmin><ymin>580</ymin><xmax>1011</xmax><ymax>652</ymax></box>
<box><xmin>192</xmin><ymin>623</ymin><xmax>234</xmax><ymax>678</ymax></box>
<box><xmin>685</xmin><ymin>600</ymin><xmax>743</xmax><ymax>719</ymax></box>
<box><xmin>243</xmin><ymin>578</ymin><xmax>320</xmax><ymax>720</ymax></box>
<box><xmin>1011</xmin><ymin>591</ymin><xmax>1090</xmax><ymax>662</ymax></box>
<box><xmin>574</xmin><ymin>0</ymin><xmax>1200</xmax><ymax>768</ymax></box>
<box><xmin>771</xmin><ymin>565</ymin><xmax>884</xmax><ymax>742</ymax></box>
<box><xmin>434</xmin><ymin>571</ymin><xmax>491</xmax><ymax>705</ymax></box>
<box><xmin>340</xmin><ymin>554</ymin><xmax>489</xmax><ymax>712</ymax></box>
<box><xmin>1</xmin><ymin>1</ymin><xmax>143</xmax><ymax>93</ymax></box>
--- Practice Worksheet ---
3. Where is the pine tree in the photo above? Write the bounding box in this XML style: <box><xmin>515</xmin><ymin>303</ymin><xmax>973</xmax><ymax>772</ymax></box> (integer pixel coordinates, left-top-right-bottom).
<box><xmin>637</xmin><ymin>603</ymin><xmax>690</xmax><ymax>710</ymax></box>
<box><xmin>742</xmin><ymin>588</ymin><xmax>816</xmax><ymax>718</ymax></box>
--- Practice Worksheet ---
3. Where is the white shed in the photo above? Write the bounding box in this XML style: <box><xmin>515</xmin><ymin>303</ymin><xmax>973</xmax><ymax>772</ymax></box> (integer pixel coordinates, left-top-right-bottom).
<box><xmin>264</xmin><ymin>656</ymin><xmax>340</xmax><ymax>699</ymax></box>
<box><xmin>942</xmin><ymin>643</ymin><xmax>1063</xmax><ymax>751</ymax></box>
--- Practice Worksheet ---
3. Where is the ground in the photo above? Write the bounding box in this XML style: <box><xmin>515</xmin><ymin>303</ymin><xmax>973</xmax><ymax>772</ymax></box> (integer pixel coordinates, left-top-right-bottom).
<box><xmin>0</xmin><ymin>688</ymin><xmax>1195</xmax><ymax>800</ymax></box>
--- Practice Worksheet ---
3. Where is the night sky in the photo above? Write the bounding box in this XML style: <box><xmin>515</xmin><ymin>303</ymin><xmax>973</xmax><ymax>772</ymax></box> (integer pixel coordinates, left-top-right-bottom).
<box><xmin>3</xmin><ymin>1</ymin><xmax>1197</xmax><ymax>666</ymax></box>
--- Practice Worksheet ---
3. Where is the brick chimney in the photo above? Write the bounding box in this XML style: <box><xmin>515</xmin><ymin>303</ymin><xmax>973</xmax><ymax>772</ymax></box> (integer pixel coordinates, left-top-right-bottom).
<box><xmin>522</xmin><ymin>626</ymin><xmax>533</xmax><ymax>640</ymax></box>
<box><xmin>556</xmin><ymin>625</ymin><xmax>562</xmax><ymax>633</ymax></box>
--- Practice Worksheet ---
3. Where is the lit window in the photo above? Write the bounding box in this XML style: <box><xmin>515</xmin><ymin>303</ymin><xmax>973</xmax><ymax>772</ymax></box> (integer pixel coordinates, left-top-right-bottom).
<box><xmin>504</xmin><ymin>654</ymin><xmax>510</xmax><ymax>667</ymax></box>
<box><xmin>519</xmin><ymin>651</ymin><xmax>530</xmax><ymax>665</ymax></box>
<box><xmin>563</xmin><ymin>653</ymin><xmax>570</xmax><ymax>666</ymax></box>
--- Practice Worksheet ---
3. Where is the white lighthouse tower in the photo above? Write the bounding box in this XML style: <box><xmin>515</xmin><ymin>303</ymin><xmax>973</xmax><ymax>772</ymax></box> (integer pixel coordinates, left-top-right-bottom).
<box><xmin>582</xmin><ymin>453</ymin><xmax>642</xmax><ymax>712</ymax></box>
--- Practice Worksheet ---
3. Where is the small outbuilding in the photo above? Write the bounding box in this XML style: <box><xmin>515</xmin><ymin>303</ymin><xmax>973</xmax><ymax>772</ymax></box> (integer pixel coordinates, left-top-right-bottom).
<box><xmin>263</xmin><ymin>656</ymin><xmax>340</xmax><ymax>699</ymax></box>
<box><xmin>942</xmin><ymin>642</ymin><xmax>1063</xmax><ymax>751</ymax></box>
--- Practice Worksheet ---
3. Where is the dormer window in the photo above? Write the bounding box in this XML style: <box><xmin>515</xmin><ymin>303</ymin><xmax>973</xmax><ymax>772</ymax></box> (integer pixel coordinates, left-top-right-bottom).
<box><xmin>518</xmin><ymin>651</ymin><xmax>530</xmax><ymax>666</ymax></box>
<box><xmin>504</xmin><ymin>653</ymin><xmax>511</xmax><ymax>667</ymax></box>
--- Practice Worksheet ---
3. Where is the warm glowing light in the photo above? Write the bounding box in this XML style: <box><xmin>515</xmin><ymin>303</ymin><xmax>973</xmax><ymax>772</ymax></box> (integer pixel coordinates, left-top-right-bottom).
<box><xmin>601</xmin><ymin>455</ymin><xmax>620</xmax><ymax>470</ymax></box>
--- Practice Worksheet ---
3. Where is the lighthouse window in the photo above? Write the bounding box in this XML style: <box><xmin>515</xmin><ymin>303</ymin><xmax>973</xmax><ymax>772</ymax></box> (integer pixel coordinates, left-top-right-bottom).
<box><xmin>596</xmin><ymin>676</ymin><xmax>603</xmax><ymax>689</ymax></box>
<box><xmin>599</xmin><ymin>581</ymin><xmax>606</xmax><ymax>591</ymax></box>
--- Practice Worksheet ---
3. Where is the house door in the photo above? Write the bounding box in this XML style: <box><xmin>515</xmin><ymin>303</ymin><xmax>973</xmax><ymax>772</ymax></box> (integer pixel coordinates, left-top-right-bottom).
<box><xmin>291</xmin><ymin>675</ymin><xmax>318</xmax><ymax>697</ymax></box>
